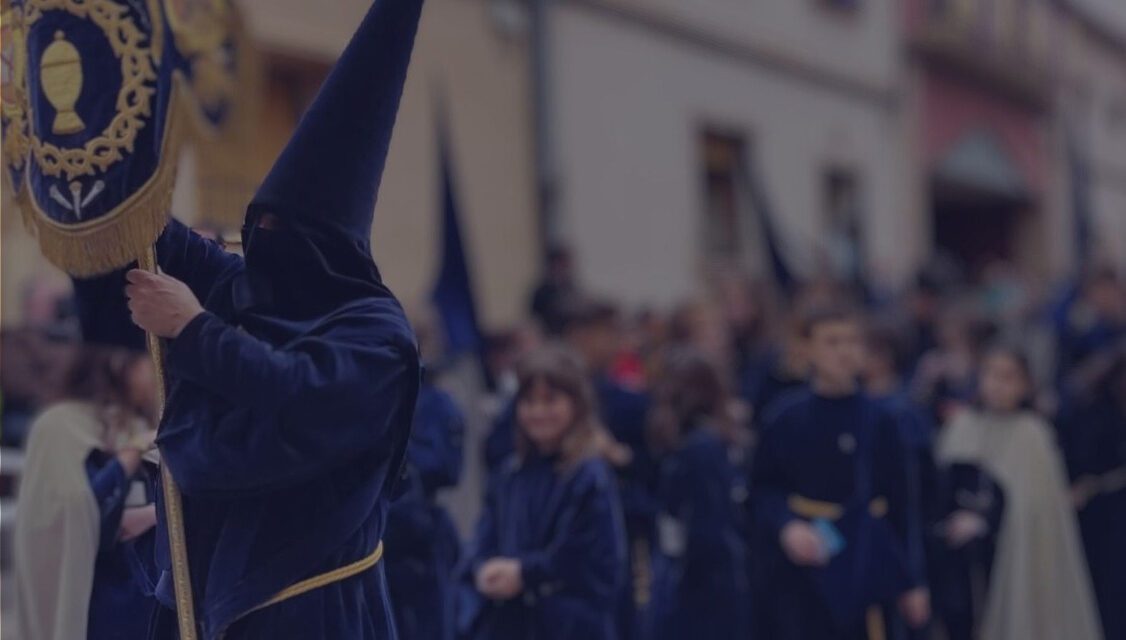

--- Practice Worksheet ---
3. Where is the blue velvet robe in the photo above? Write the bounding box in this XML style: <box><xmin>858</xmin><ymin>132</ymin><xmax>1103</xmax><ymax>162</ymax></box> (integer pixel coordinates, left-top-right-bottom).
<box><xmin>926</xmin><ymin>462</ymin><xmax>1004</xmax><ymax>640</ymax></box>
<box><xmin>750</xmin><ymin>389</ymin><xmax>923</xmax><ymax>640</ymax></box>
<box><xmin>148</xmin><ymin>221</ymin><xmax>420</xmax><ymax>640</ymax></box>
<box><xmin>647</xmin><ymin>427</ymin><xmax>748</xmax><ymax>640</ymax></box>
<box><xmin>385</xmin><ymin>382</ymin><xmax>465</xmax><ymax>640</ymax></box>
<box><xmin>1059</xmin><ymin>395</ymin><xmax>1126</xmax><ymax>640</ymax></box>
<box><xmin>459</xmin><ymin>455</ymin><xmax>627</xmax><ymax>640</ymax></box>
<box><xmin>86</xmin><ymin>452</ymin><xmax>159</xmax><ymax>639</ymax></box>
<box><xmin>482</xmin><ymin>377</ymin><xmax>652</xmax><ymax>637</ymax></box>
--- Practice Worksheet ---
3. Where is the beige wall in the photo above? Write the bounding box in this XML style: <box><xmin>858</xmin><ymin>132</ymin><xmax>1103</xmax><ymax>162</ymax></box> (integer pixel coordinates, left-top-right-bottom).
<box><xmin>550</xmin><ymin>1</ymin><xmax>911</xmax><ymax>309</ymax></box>
<box><xmin>1054</xmin><ymin>7</ymin><xmax>1126</xmax><ymax>272</ymax></box>
<box><xmin>595</xmin><ymin>0</ymin><xmax>900</xmax><ymax>91</ymax></box>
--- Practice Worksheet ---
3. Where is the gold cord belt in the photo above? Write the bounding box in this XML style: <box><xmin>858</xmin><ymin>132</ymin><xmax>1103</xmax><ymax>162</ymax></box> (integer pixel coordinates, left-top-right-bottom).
<box><xmin>246</xmin><ymin>541</ymin><xmax>384</xmax><ymax>616</ymax></box>
<box><xmin>787</xmin><ymin>495</ymin><xmax>888</xmax><ymax>520</ymax></box>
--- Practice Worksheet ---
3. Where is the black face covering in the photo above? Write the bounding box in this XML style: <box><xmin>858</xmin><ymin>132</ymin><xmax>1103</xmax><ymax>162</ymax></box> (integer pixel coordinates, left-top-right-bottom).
<box><xmin>232</xmin><ymin>213</ymin><xmax>386</xmax><ymax>342</ymax></box>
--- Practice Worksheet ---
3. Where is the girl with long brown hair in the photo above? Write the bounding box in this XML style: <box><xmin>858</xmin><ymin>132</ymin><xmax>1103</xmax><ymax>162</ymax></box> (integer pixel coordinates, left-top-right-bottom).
<box><xmin>459</xmin><ymin>345</ymin><xmax>627</xmax><ymax>640</ymax></box>
<box><xmin>646</xmin><ymin>347</ymin><xmax>749</xmax><ymax>640</ymax></box>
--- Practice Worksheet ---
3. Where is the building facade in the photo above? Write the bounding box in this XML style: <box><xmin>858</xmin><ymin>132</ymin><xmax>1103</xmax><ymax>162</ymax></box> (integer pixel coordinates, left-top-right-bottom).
<box><xmin>547</xmin><ymin>0</ymin><xmax>911</xmax><ymax>308</ymax></box>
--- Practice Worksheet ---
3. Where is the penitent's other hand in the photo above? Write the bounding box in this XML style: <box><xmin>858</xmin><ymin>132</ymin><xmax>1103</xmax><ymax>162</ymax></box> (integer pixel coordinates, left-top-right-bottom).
<box><xmin>125</xmin><ymin>269</ymin><xmax>203</xmax><ymax>339</ymax></box>
<box><xmin>475</xmin><ymin>557</ymin><xmax>524</xmax><ymax>600</ymax></box>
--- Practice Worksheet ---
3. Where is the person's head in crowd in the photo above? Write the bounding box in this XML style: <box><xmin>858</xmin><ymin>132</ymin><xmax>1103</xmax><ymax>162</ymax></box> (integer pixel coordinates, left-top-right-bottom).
<box><xmin>801</xmin><ymin>303</ymin><xmax>864</xmax><ymax>395</ymax></box>
<box><xmin>935</xmin><ymin>307</ymin><xmax>994</xmax><ymax>357</ymax></box>
<box><xmin>668</xmin><ymin>298</ymin><xmax>732</xmax><ymax>375</ymax></box>
<box><xmin>978</xmin><ymin>344</ymin><xmax>1035</xmax><ymax>415</ymax></box>
<box><xmin>862</xmin><ymin>321</ymin><xmax>905</xmax><ymax>396</ymax></box>
<box><xmin>483</xmin><ymin>322</ymin><xmax>544</xmax><ymax>396</ymax></box>
<box><xmin>560</xmin><ymin>298</ymin><xmax>621</xmax><ymax>375</ymax></box>
<box><xmin>514</xmin><ymin>344</ymin><xmax>606</xmax><ymax>467</ymax></box>
<box><xmin>1083</xmin><ymin>267</ymin><xmax>1126</xmax><ymax>325</ymax></box>
<box><xmin>908</xmin><ymin>270</ymin><xmax>942</xmax><ymax>325</ymax></box>
<box><xmin>546</xmin><ymin>245</ymin><xmax>575</xmax><ymax>286</ymax></box>
<box><xmin>65</xmin><ymin>346</ymin><xmax>157</xmax><ymax>440</ymax></box>
<box><xmin>647</xmin><ymin>347</ymin><xmax>739</xmax><ymax>454</ymax></box>
<box><xmin>711</xmin><ymin>270</ymin><xmax>772</xmax><ymax>348</ymax></box>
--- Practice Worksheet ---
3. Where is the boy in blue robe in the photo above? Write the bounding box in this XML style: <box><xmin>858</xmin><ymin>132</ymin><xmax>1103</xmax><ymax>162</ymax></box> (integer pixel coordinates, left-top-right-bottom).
<box><xmin>750</xmin><ymin>305</ymin><xmax>929</xmax><ymax>640</ymax></box>
<box><xmin>123</xmin><ymin>1</ymin><xmax>425</xmax><ymax>637</ymax></box>
<box><xmin>385</xmin><ymin>374</ymin><xmax>466</xmax><ymax>640</ymax></box>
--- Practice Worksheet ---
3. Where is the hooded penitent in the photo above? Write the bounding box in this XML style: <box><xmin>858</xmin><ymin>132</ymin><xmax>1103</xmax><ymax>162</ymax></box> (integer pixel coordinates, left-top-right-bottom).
<box><xmin>149</xmin><ymin>1</ymin><xmax>424</xmax><ymax>638</ymax></box>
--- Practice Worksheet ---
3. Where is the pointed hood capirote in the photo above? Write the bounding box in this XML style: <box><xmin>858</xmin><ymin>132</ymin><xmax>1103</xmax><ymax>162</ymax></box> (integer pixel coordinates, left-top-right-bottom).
<box><xmin>235</xmin><ymin>0</ymin><xmax>423</xmax><ymax>327</ymax></box>
<box><xmin>248</xmin><ymin>0</ymin><xmax>423</xmax><ymax>240</ymax></box>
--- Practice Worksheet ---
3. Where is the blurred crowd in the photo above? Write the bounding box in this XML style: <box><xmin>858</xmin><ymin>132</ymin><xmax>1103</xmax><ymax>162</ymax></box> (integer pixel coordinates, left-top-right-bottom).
<box><xmin>3</xmin><ymin>251</ymin><xmax>1125</xmax><ymax>640</ymax></box>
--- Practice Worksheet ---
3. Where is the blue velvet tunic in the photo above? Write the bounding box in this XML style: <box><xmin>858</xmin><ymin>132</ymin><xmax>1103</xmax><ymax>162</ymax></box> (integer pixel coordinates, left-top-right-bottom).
<box><xmin>459</xmin><ymin>455</ymin><xmax>627</xmax><ymax>640</ymax></box>
<box><xmin>647</xmin><ymin>427</ymin><xmax>749</xmax><ymax>640</ymax></box>
<box><xmin>385</xmin><ymin>382</ymin><xmax>465</xmax><ymax>640</ymax></box>
<box><xmin>750</xmin><ymin>389</ymin><xmax>923</xmax><ymax>640</ymax></box>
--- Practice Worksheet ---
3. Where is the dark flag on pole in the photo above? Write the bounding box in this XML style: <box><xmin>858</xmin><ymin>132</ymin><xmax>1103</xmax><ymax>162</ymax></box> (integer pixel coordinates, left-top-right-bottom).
<box><xmin>430</xmin><ymin>107</ymin><xmax>483</xmax><ymax>360</ymax></box>
<box><xmin>739</xmin><ymin>153</ymin><xmax>796</xmax><ymax>297</ymax></box>
<box><xmin>1066</xmin><ymin>134</ymin><xmax>1093</xmax><ymax>271</ymax></box>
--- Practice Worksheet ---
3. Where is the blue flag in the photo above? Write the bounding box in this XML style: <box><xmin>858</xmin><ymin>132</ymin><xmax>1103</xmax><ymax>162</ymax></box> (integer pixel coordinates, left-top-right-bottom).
<box><xmin>430</xmin><ymin>111</ymin><xmax>482</xmax><ymax>358</ymax></box>
<box><xmin>740</xmin><ymin>155</ymin><xmax>796</xmax><ymax>296</ymax></box>
<box><xmin>1066</xmin><ymin>135</ymin><xmax>1093</xmax><ymax>271</ymax></box>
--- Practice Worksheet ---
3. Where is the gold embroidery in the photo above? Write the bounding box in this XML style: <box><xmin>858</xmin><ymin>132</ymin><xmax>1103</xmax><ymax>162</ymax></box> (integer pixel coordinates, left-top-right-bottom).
<box><xmin>1</xmin><ymin>0</ymin><xmax>30</xmax><ymax>180</ymax></box>
<box><xmin>39</xmin><ymin>30</ymin><xmax>84</xmax><ymax>134</ymax></box>
<box><xmin>24</xmin><ymin>0</ymin><xmax>156</xmax><ymax>181</ymax></box>
<box><xmin>21</xmin><ymin>74</ymin><xmax>189</xmax><ymax>276</ymax></box>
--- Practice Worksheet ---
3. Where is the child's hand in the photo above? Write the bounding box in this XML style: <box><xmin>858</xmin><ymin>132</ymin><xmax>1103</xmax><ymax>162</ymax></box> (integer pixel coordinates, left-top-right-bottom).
<box><xmin>475</xmin><ymin>558</ymin><xmax>524</xmax><ymax>600</ymax></box>
<box><xmin>944</xmin><ymin>510</ymin><xmax>988</xmax><ymax>548</ymax></box>
<box><xmin>898</xmin><ymin>587</ymin><xmax>931</xmax><ymax>629</ymax></box>
<box><xmin>119</xmin><ymin>505</ymin><xmax>157</xmax><ymax>542</ymax></box>
<box><xmin>780</xmin><ymin>520</ymin><xmax>828</xmax><ymax>567</ymax></box>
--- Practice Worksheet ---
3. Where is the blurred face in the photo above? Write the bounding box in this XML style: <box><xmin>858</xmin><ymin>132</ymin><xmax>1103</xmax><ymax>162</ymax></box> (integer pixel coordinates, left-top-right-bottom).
<box><xmin>124</xmin><ymin>357</ymin><xmax>157</xmax><ymax>423</ymax></box>
<box><xmin>517</xmin><ymin>379</ymin><xmax>577</xmax><ymax>453</ymax></box>
<box><xmin>979</xmin><ymin>352</ymin><xmax>1028</xmax><ymax>413</ymax></box>
<box><xmin>1088</xmin><ymin>280</ymin><xmax>1125</xmax><ymax>321</ymax></box>
<box><xmin>807</xmin><ymin>319</ymin><xmax>864</xmax><ymax>387</ymax></box>
<box><xmin>566</xmin><ymin>322</ymin><xmax>617</xmax><ymax>372</ymax></box>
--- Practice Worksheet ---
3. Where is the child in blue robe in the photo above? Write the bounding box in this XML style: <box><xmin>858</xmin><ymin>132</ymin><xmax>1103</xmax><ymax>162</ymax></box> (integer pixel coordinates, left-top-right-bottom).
<box><xmin>646</xmin><ymin>348</ymin><xmax>749</xmax><ymax>640</ymax></box>
<box><xmin>386</xmin><ymin>378</ymin><xmax>466</xmax><ymax>640</ymax></box>
<box><xmin>459</xmin><ymin>346</ymin><xmax>627</xmax><ymax>640</ymax></box>
<box><xmin>751</xmin><ymin>305</ymin><xmax>929</xmax><ymax>640</ymax></box>
<box><xmin>1058</xmin><ymin>345</ymin><xmax>1126</xmax><ymax>640</ymax></box>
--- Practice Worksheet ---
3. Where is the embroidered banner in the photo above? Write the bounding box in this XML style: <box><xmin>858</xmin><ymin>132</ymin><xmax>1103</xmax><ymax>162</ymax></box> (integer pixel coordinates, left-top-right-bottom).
<box><xmin>1</xmin><ymin>0</ymin><xmax>255</xmax><ymax>275</ymax></box>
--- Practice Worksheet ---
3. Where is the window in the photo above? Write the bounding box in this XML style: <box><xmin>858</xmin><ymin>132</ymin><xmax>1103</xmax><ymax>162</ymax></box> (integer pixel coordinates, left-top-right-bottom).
<box><xmin>700</xmin><ymin>130</ymin><xmax>747</xmax><ymax>263</ymax></box>
<box><xmin>822</xmin><ymin>167</ymin><xmax>865</xmax><ymax>282</ymax></box>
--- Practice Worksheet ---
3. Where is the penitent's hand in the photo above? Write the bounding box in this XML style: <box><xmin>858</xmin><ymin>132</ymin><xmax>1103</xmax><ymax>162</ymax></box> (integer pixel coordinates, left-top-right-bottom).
<box><xmin>780</xmin><ymin>520</ymin><xmax>828</xmax><ymax>567</ymax></box>
<box><xmin>125</xmin><ymin>269</ymin><xmax>204</xmax><ymax>338</ymax></box>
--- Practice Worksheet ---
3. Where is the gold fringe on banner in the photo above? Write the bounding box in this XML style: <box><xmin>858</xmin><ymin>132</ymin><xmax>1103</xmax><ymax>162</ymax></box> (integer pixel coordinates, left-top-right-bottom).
<box><xmin>18</xmin><ymin>76</ymin><xmax>190</xmax><ymax>277</ymax></box>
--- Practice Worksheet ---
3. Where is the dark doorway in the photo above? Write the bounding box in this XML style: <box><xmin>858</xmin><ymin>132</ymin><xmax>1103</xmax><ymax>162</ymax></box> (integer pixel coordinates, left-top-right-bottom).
<box><xmin>931</xmin><ymin>179</ymin><xmax>1028</xmax><ymax>277</ymax></box>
